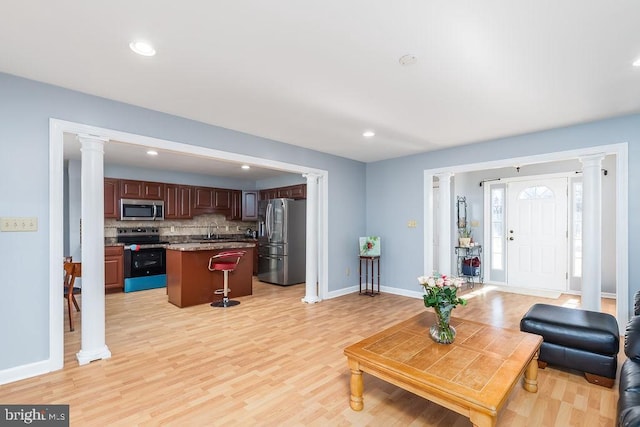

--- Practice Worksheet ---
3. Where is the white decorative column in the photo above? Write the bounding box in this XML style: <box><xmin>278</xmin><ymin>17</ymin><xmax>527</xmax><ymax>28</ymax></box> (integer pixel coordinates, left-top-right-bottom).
<box><xmin>580</xmin><ymin>154</ymin><xmax>605</xmax><ymax>312</ymax></box>
<box><xmin>76</xmin><ymin>134</ymin><xmax>111</xmax><ymax>365</ymax></box>
<box><xmin>435</xmin><ymin>173</ymin><xmax>453</xmax><ymax>276</ymax></box>
<box><xmin>302</xmin><ymin>173</ymin><xmax>321</xmax><ymax>303</ymax></box>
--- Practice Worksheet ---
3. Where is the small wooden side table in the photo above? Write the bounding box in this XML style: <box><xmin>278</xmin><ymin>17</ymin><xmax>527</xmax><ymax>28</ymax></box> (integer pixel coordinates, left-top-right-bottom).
<box><xmin>359</xmin><ymin>256</ymin><xmax>380</xmax><ymax>296</ymax></box>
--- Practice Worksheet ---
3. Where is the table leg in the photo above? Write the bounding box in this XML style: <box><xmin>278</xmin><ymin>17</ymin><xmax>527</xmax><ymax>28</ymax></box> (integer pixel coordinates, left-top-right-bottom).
<box><xmin>369</xmin><ymin>259</ymin><xmax>374</xmax><ymax>295</ymax></box>
<box><xmin>365</xmin><ymin>260</ymin><xmax>370</xmax><ymax>294</ymax></box>
<box><xmin>359</xmin><ymin>259</ymin><xmax>362</xmax><ymax>294</ymax></box>
<box><xmin>348</xmin><ymin>358</ymin><xmax>364</xmax><ymax>411</ymax></box>
<box><xmin>469</xmin><ymin>410</ymin><xmax>496</xmax><ymax>427</ymax></box>
<box><xmin>376</xmin><ymin>258</ymin><xmax>380</xmax><ymax>294</ymax></box>
<box><xmin>523</xmin><ymin>350</ymin><xmax>539</xmax><ymax>393</ymax></box>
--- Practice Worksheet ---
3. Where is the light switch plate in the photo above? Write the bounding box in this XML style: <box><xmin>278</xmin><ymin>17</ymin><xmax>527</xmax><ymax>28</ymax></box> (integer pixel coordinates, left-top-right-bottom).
<box><xmin>0</xmin><ymin>217</ymin><xmax>38</xmax><ymax>232</ymax></box>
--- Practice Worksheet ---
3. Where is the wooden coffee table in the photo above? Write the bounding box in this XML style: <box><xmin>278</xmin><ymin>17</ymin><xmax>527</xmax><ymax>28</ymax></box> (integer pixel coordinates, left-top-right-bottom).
<box><xmin>344</xmin><ymin>311</ymin><xmax>542</xmax><ymax>427</ymax></box>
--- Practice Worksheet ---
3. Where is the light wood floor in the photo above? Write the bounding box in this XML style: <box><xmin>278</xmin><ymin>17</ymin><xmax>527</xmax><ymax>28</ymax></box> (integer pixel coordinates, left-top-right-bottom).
<box><xmin>1</xmin><ymin>281</ymin><xmax>621</xmax><ymax>426</ymax></box>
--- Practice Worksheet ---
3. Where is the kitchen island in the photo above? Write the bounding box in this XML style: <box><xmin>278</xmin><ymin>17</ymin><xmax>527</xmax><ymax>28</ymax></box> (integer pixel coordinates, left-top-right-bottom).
<box><xmin>166</xmin><ymin>242</ymin><xmax>255</xmax><ymax>308</ymax></box>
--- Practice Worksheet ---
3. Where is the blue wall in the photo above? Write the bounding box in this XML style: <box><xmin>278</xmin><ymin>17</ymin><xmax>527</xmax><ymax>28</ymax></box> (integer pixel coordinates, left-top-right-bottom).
<box><xmin>367</xmin><ymin>115</ymin><xmax>640</xmax><ymax>302</ymax></box>
<box><xmin>0</xmin><ymin>72</ymin><xmax>366</xmax><ymax>371</ymax></box>
<box><xmin>2</xmin><ymin>69</ymin><xmax>638</xmax><ymax>376</ymax></box>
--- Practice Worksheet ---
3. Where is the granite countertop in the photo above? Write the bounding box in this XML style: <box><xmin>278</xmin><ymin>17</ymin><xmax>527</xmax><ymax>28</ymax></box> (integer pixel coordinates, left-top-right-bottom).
<box><xmin>105</xmin><ymin>235</ymin><xmax>257</xmax><ymax>249</ymax></box>
<box><xmin>167</xmin><ymin>242</ymin><xmax>256</xmax><ymax>251</ymax></box>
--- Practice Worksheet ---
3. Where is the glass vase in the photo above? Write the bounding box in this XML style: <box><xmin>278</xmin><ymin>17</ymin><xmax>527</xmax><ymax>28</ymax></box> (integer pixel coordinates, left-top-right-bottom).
<box><xmin>430</xmin><ymin>304</ymin><xmax>456</xmax><ymax>344</ymax></box>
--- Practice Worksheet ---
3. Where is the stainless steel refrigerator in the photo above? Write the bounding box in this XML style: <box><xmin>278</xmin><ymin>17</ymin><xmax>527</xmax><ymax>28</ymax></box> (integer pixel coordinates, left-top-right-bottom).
<box><xmin>257</xmin><ymin>198</ymin><xmax>306</xmax><ymax>285</ymax></box>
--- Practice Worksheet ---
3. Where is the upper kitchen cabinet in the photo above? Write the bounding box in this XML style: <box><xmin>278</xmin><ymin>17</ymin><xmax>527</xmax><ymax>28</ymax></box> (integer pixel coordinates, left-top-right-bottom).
<box><xmin>193</xmin><ymin>186</ymin><xmax>213</xmax><ymax>212</ymax></box>
<box><xmin>165</xmin><ymin>184</ymin><xmax>192</xmax><ymax>219</ymax></box>
<box><xmin>104</xmin><ymin>178</ymin><xmax>120</xmax><ymax>219</ymax></box>
<box><xmin>120</xmin><ymin>179</ymin><xmax>165</xmax><ymax>200</ymax></box>
<box><xmin>214</xmin><ymin>188</ymin><xmax>232</xmax><ymax>211</ymax></box>
<box><xmin>193</xmin><ymin>186</ymin><xmax>232</xmax><ymax>215</ymax></box>
<box><xmin>289</xmin><ymin>184</ymin><xmax>306</xmax><ymax>199</ymax></box>
<box><xmin>230</xmin><ymin>190</ymin><xmax>242</xmax><ymax>220</ymax></box>
<box><xmin>260</xmin><ymin>184</ymin><xmax>307</xmax><ymax>201</ymax></box>
<box><xmin>259</xmin><ymin>188</ymin><xmax>278</xmax><ymax>201</ymax></box>
<box><xmin>242</xmin><ymin>191</ymin><xmax>258</xmax><ymax>221</ymax></box>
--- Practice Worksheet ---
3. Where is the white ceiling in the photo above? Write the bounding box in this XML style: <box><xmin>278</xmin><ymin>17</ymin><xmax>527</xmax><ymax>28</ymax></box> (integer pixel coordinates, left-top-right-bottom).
<box><xmin>3</xmin><ymin>1</ymin><xmax>640</xmax><ymax>164</ymax></box>
<box><xmin>63</xmin><ymin>134</ymin><xmax>287</xmax><ymax>181</ymax></box>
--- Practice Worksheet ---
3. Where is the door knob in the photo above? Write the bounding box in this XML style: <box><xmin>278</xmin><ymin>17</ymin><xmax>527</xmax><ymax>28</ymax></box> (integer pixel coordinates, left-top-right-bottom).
<box><xmin>509</xmin><ymin>237</ymin><xmax>514</xmax><ymax>241</ymax></box>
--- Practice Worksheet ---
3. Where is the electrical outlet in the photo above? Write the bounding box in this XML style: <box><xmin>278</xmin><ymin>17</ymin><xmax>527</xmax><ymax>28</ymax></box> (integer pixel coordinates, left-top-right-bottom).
<box><xmin>407</xmin><ymin>220</ymin><xmax>417</xmax><ymax>228</ymax></box>
<box><xmin>471</xmin><ymin>220</ymin><xmax>480</xmax><ymax>227</ymax></box>
<box><xmin>346</xmin><ymin>267</ymin><xmax>350</xmax><ymax>276</ymax></box>
<box><xmin>0</xmin><ymin>217</ymin><xmax>38</xmax><ymax>232</ymax></box>
<box><xmin>170</xmin><ymin>226</ymin><xmax>175</xmax><ymax>232</ymax></box>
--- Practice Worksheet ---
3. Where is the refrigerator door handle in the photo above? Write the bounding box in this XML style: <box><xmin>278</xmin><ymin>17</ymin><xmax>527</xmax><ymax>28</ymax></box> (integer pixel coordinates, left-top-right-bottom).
<box><xmin>266</xmin><ymin>202</ymin><xmax>273</xmax><ymax>240</ymax></box>
<box><xmin>259</xmin><ymin>254</ymin><xmax>283</xmax><ymax>261</ymax></box>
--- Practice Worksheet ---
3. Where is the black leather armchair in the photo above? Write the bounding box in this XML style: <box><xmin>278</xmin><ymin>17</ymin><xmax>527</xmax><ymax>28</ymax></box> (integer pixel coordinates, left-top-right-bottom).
<box><xmin>618</xmin><ymin>292</ymin><xmax>640</xmax><ymax>426</ymax></box>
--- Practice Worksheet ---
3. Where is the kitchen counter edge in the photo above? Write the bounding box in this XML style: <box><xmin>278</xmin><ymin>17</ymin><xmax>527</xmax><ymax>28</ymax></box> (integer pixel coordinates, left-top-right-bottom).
<box><xmin>167</xmin><ymin>242</ymin><xmax>256</xmax><ymax>251</ymax></box>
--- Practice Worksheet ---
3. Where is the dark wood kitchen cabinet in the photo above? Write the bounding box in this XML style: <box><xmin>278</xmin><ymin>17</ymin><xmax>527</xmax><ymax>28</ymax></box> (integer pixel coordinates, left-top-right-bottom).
<box><xmin>230</xmin><ymin>190</ymin><xmax>242</xmax><ymax>220</ymax></box>
<box><xmin>242</xmin><ymin>191</ymin><xmax>258</xmax><ymax>221</ymax></box>
<box><xmin>259</xmin><ymin>188</ymin><xmax>278</xmax><ymax>201</ymax></box>
<box><xmin>165</xmin><ymin>184</ymin><xmax>192</xmax><ymax>219</ymax></box>
<box><xmin>289</xmin><ymin>184</ymin><xmax>306</xmax><ymax>199</ymax></box>
<box><xmin>193</xmin><ymin>186</ymin><xmax>232</xmax><ymax>215</ymax></box>
<box><xmin>104</xmin><ymin>178</ymin><xmax>120</xmax><ymax>219</ymax></box>
<box><xmin>192</xmin><ymin>186</ymin><xmax>214</xmax><ymax>212</ymax></box>
<box><xmin>105</xmin><ymin>245</ymin><xmax>124</xmax><ymax>292</ymax></box>
<box><xmin>120</xmin><ymin>179</ymin><xmax>165</xmax><ymax>200</ymax></box>
<box><xmin>259</xmin><ymin>184</ymin><xmax>306</xmax><ymax>201</ymax></box>
<box><xmin>213</xmin><ymin>188</ymin><xmax>232</xmax><ymax>211</ymax></box>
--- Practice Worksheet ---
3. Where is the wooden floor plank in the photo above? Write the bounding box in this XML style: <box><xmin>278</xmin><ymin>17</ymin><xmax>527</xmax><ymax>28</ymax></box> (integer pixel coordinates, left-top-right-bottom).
<box><xmin>0</xmin><ymin>280</ymin><xmax>620</xmax><ymax>426</ymax></box>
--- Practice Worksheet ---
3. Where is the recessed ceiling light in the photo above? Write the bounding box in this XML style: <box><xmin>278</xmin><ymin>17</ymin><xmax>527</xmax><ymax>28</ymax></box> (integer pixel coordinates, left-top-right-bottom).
<box><xmin>129</xmin><ymin>40</ymin><xmax>156</xmax><ymax>57</ymax></box>
<box><xmin>634</xmin><ymin>57</ymin><xmax>640</xmax><ymax>67</ymax></box>
<box><xmin>399</xmin><ymin>54</ymin><xmax>417</xmax><ymax>66</ymax></box>
<box><xmin>241</xmin><ymin>165</ymin><xmax>250</xmax><ymax>170</ymax></box>
<box><xmin>363</xmin><ymin>131</ymin><xmax>375</xmax><ymax>138</ymax></box>
<box><xmin>146</xmin><ymin>150</ymin><xmax>158</xmax><ymax>156</ymax></box>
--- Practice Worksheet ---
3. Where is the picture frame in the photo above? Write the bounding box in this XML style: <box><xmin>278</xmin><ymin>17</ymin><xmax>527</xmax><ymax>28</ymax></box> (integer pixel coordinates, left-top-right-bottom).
<box><xmin>359</xmin><ymin>236</ymin><xmax>381</xmax><ymax>256</ymax></box>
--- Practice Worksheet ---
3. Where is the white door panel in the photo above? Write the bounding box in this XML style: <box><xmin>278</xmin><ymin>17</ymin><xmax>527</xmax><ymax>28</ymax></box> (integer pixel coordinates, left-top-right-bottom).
<box><xmin>507</xmin><ymin>178</ymin><xmax>568</xmax><ymax>291</ymax></box>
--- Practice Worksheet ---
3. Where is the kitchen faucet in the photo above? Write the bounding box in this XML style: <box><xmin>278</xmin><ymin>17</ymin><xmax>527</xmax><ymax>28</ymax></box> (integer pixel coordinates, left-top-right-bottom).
<box><xmin>207</xmin><ymin>223</ymin><xmax>219</xmax><ymax>239</ymax></box>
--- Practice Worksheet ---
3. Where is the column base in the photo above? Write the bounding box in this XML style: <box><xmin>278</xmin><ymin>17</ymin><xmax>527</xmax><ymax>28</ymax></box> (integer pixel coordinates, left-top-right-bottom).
<box><xmin>76</xmin><ymin>345</ymin><xmax>112</xmax><ymax>366</ymax></box>
<box><xmin>301</xmin><ymin>296</ymin><xmax>321</xmax><ymax>304</ymax></box>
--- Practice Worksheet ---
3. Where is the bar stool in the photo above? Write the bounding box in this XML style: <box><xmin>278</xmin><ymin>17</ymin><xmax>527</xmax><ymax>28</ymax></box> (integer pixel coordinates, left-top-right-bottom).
<box><xmin>208</xmin><ymin>250</ymin><xmax>246</xmax><ymax>308</ymax></box>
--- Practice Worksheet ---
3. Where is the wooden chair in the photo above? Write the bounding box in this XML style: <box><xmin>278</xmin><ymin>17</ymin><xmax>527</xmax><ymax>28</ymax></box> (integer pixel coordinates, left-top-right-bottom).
<box><xmin>63</xmin><ymin>261</ymin><xmax>82</xmax><ymax>331</ymax></box>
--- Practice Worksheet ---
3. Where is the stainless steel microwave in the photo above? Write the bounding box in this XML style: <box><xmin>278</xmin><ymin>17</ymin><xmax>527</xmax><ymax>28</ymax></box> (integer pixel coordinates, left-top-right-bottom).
<box><xmin>120</xmin><ymin>199</ymin><xmax>164</xmax><ymax>221</ymax></box>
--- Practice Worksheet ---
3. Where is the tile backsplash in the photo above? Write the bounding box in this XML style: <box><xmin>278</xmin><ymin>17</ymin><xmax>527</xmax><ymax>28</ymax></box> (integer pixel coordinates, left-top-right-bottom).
<box><xmin>105</xmin><ymin>213</ymin><xmax>257</xmax><ymax>239</ymax></box>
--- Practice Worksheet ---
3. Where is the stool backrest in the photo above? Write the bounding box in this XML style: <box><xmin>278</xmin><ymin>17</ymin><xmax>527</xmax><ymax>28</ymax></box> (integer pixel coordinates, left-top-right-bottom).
<box><xmin>207</xmin><ymin>250</ymin><xmax>246</xmax><ymax>271</ymax></box>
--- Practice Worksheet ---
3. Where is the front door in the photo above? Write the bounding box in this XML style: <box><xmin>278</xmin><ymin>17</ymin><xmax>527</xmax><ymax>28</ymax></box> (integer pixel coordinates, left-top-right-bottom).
<box><xmin>507</xmin><ymin>178</ymin><xmax>568</xmax><ymax>291</ymax></box>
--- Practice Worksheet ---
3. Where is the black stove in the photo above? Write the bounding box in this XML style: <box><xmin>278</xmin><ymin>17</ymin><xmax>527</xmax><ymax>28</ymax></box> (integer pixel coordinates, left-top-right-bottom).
<box><xmin>117</xmin><ymin>228</ymin><xmax>168</xmax><ymax>292</ymax></box>
<box><xmin>117</xmin><ymin>227</ymin><xmax>167</xmax><ymax>245</ymax></box>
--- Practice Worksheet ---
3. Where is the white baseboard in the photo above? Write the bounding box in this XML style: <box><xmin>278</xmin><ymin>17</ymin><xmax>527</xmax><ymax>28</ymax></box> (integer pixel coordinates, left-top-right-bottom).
<box><xmin>325</xmin><ymin>284</ymin><xmax>424</xmax><ymax>300</ymax></box>
<box><xmin>0</xmin><ymin>358</ymin><xmax>53</xmax><ymax>386</ymax></box>
<box><xmin>325</xmin><ymin>285</ymin><xmax>359</xmax><ymax>299</ymax></box>
<box><xmin>379</xmin><ymin>286</ymin><xmax>423</xmax><ymax>300</ymax></box>
<box><xmin>482</xmin><ymin>283</ymin><xmax>562</xmax><ymax>299</ymax></box>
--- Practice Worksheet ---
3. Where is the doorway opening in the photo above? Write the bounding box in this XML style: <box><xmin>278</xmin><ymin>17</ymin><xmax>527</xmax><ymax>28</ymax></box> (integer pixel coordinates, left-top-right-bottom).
<box><xmin>49</xmin><ymin>119</ymin><xmax>329</xmax><ymax>372</ymax></box>
<box><xmin>486</xmin><ymin>175</ymin><xmax>570</xmax><ymax>293</ymax></box>
<box><xmin>423</xmin><ymin>143</ymin><xmax>628</xmax><ymax>334</ymax></box>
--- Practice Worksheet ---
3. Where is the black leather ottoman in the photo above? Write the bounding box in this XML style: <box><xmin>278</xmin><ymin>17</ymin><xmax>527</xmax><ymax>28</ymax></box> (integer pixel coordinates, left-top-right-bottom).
<box><xmin>520</xmin><ymin>303</ymin><xmax>619</xmax><ymax>388</ymax></box>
